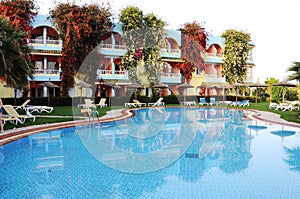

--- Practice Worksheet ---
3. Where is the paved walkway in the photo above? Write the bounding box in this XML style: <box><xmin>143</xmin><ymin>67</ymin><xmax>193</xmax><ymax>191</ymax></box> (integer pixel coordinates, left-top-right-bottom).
<box><xmin>246</xmin><ymin>110</ymin><xmax>300</xmax><ymax>128</ymax></box>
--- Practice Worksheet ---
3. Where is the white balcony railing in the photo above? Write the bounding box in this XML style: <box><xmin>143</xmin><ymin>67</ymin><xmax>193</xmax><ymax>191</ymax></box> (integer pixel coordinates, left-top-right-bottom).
<box><xmin>98</xmin><ymin>44</ymin><xmax>126</xmax><ymax>50</ymax></box>
<box><xmin>27</xmin><ymin>39</ymin><xmax>61</xmax><ymax>46</ymax></box>
<box><xmin>161</xmin><ymin>72</ymin><xmax>180</xmax><ymax>78</ymax></box>
<box><xmin>34</xmin><ymin>69</ymin><xmax>60</xmax><ymax>74</ymax></box>
<box><xmin>96</xmin><ymin>70</ymin><xmax>126</xmax><ymax>76</ymax></box>
<box><xmin>160</xmin><ymin>48</ymin><xmax>180</xmax><ymax>54</ymax></box>
<box><xmin>206</xmin><ymin>53</ymin><xmax>223</xmax><ymax>58</ymax></box>
<box><xmin>28</xmin><ymin>39</ymin><xmax>43</xmax><ymax>44</ymax></box>
<box><xmin>206</xmin><ymin>74</ymin><xmax>224</xmax><ymax>78</ymax></box>
<box><xmin>46</xmin><ymin>40</ymin><xmax>60</xmax><ymax>45</ymax></box>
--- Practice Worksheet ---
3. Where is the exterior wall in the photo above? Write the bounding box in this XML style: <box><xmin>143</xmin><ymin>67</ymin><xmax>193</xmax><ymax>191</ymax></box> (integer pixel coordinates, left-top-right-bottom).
<box><xmin>0</xmin><ymin>82</ymin><xmax>14</xmax><ymax>98</ymax></box>
<box><xmin>0</xmin><ymin>14</ymin><xmax>255</xmax><ymax>98</ymax></box>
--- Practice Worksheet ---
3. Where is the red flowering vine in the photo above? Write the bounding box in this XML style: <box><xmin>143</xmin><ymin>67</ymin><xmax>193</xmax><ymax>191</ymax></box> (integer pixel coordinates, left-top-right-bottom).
<box><xmin>49</xmin><ymin>3</ymin><xmax>112</xmax><ymax>96</ymax></box>
<box><xmin>179</xmin><ymin>21</ymin><xmax>208</xmax><ymax>82</ymax></box>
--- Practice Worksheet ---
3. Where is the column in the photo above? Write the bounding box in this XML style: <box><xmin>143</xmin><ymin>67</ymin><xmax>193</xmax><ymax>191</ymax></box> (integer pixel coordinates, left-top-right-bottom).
<box><xmin>165</xmin><ymin>39</ymin><xmax>171</xmax><ymax>52</ymax></box>
<box><xmin>111</xmin><ymin>57</ymin><xmax>115</xmax><ymax>75</ymax></box>
<box><xmin>111</xmin><ymin>87</ymin><xmax>115</xmax><ymax>97</ymax></box>
<box><xmin>43</xmin><ymin>86</ymin><xmax>47</xmax><ymax>97</ymax></box>
<box><xmin>111</xmin><ymin>33</ymin><xmax>115</xmax><ymax>46</ymax></box>
<box><xmin>44</xmin><ymin>56</ymin><xmax>47</xmax><ymax>74</ymax></box>
<box><xmin>43</xmin><ymin>27</ymin><xmax>47</xmax><ymax>45</ymax></box>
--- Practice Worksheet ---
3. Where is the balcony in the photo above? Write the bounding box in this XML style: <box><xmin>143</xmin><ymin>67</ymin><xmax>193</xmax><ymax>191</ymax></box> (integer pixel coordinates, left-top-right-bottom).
<box><xmin>160</xmin><ymin>72</ymin><xmax>182</xmax><ymax>84</ymax></box>
<box><xmin>27</xmin><ymin>39</ymin><xmax>62</xmax><ymax>51</ymax></box>
<box><xmin>160</xmin><ymin>48</ymin><xmax>181</xmax><ymax>59</ymax></box>
<box><xmin>96</xmin><ymin>69</ymin><xmax>128</xmax><ymax>80</ymax></box>
<box><xmin>98</xmin><ymin>44</ymin><xmax>126</xmax><ymax>56</ymax></box>
<box><xmin>31</xmin><ymin>69</ymin><xmax>61</xmax><ymax>81</ymax></box>
<box><xmin>98</xmin><ymin>44</ymin><xmax>181</xmax><ymax>59</ymax></box>
<box><xmin>205</xmin><ymin>53</ymin><xmax>223</xmax><ymax>63</ymax></box>
<box><xmin>205</xmin><ymin>74</ymin><xmax>226</xmax><ymax>83</ymax></box>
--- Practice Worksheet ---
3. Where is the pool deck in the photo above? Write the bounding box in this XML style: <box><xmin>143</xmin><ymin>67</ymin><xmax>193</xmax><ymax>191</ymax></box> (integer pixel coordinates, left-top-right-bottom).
<box><xmin>0</xmin><ymin>108</ymin><xmax>299</xmax><ymax>145</ymax></box>
<box><xmin>246</xmin><ymin>110</ymin><xmax>300</xmax><ymax>128</ymax></box>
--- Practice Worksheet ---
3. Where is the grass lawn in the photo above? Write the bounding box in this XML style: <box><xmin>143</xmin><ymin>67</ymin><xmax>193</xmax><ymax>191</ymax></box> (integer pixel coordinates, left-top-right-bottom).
<box><xmin>2</xmin><ymin>103</ymin><xmax>299</xmax><ymax>131</ymax></box>
<box><xmin>2</xmin><ymin>106</ymin><xmax>124</xmax><ymax>130</ymax></box>
<box><xmin>244</xmin><ymin>102</ymin><xmax>300</xmax><ymax>123</ymax></box>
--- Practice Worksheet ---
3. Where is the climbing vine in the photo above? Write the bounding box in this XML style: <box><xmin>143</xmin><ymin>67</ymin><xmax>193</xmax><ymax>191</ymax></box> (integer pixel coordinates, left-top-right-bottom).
<box><xmin>177</xmin><ymin>21</ymin><xmax>208</xmax><ymax>83</ymax></box>
<box><xmin>0</xmin><ymin>0</ymin><xmax>38</xmax><ymax>45</ymax></box>
<box><xmin>119</xmin><ymin>6</ymin><xmax>165</xmax><ymax>86</ymax></box>
<box><xmin>49</xmin><ymin>3</ymin><xmax>112</xmax><ymax>96</ymax></box>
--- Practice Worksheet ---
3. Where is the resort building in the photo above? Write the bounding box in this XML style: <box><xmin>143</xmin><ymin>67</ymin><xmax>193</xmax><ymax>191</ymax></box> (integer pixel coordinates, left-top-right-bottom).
<box><xmin>0</xmin><ymin>15</ymin><xmax>255</xmax><ymax>99</ymax></box>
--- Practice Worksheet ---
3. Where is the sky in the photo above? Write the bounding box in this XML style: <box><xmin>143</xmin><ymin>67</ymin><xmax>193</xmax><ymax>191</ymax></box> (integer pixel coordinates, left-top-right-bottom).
<box><xmin>37</xmin><ymin>0</ymin><xmax>300</xmax><ymax>83</ymax></box>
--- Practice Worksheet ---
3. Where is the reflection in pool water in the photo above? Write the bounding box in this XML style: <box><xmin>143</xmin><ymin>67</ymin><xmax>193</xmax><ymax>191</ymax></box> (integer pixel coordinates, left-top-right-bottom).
<box><xmin>0</xmin><ymin>107</ymin><xmax>299</xmax><ymax>198</ymax></box>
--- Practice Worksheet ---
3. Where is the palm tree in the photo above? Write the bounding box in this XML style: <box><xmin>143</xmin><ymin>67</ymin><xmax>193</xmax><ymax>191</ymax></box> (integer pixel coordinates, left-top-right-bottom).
<box><xmin>287</xmin><ymin>61</ymin><xmax>300</xmax><ymax>82</ymax></box>
<box><xmin>0</xmin><ymin>18</ymin><xmax>33</xmax><ymax>87</ymax></box>
<box><xmin>265</xmin><ymin>77</ymin><xmax>279</xmax><ymax>102</ymax></box>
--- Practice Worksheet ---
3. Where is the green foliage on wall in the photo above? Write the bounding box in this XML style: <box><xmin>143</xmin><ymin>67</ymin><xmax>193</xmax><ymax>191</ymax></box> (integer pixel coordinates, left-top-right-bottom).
<box><xmin>119</xmin><ymin>6</ymin><xmax>165</xmax><ymax>86</ymax></box>
<box><xmin>221</xmin><ymin>29</ymin><xmax>251</xmax><ymax>84</ymax></box>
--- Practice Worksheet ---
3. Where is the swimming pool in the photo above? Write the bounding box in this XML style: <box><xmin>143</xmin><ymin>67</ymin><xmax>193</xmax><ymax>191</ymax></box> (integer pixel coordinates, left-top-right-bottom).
<box><xmin>0</xmin><ymin>107</ymin><xmax>299</xmax><ymax>198</ymax></box>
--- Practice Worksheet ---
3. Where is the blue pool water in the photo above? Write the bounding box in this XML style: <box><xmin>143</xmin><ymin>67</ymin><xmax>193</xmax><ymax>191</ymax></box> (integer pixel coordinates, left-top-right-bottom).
<box><xmin>0</xmin><ymin>107</ymin><xmax>300</xmax><ymax>198</ymax></box>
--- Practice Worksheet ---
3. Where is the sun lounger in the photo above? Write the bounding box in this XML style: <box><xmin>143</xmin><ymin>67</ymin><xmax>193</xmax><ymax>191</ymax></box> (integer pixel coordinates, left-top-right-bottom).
<box><xmin>148</xmin><ymin>98</ymin><xmax>165</xmax><ymax>106</ymax></box>
<box><xmin>1</xmin><ymin>116</ymin><xmax>21</xmax><ymax>125</ymax></box>
<box><xmin>13</xmin><ymin>99</ymin><xmax>31</xmax><ymax>111</ymax></box>
<box><xmin>231</xmin><ymin>100</ymin><xmax>250</xmax><ymax>107</ymax></box>
<box><xmin>199</xmin><ymin>98</ymin><xmax>209</xmax><ymax>106</ymax></box>
<box><xmin>78</xmin><ymin>99</ymin><xmax>96</xmax><ymax>109</ymax></box>
<box><xmin>277</xmin><ymin>103</ymin><xmax>299</xmax><ymax>111</ymax></box>
<box><xmin>269</xmin><ymin>103</ymin><xmax>279</xmax><ymax>110</ymax></box>
<box><xmin>133</xmin><ymin>100</ymin><xmax>147</xmax><ymax>107</ymax></box>
<box><xmin>96</xmin><ymin>98</ymin><xmax>107</xmax><ymax>108</ymax></box>
<box><xmin>180</xmin><ymin>101</ymin><xmax>196</xmax><ymax>106</ymax></box>
<box><xmin>124</xmin><ymin>103</ymin><xmax>138</xmax><ymax>108</ymax></box>
<box><xmin>209</xmin><ymin>98</ymin><xmax>217</xmax><ymax>106</ymax></box>
<box><xmin>25</xmin><ymin>105</ymin><xmax>54</xmax><ymax>113</ymax></box>
<box><xmin>3</xmin><ymin>105</ymin><xmax>36</xmax><ymax>124</ymax></box>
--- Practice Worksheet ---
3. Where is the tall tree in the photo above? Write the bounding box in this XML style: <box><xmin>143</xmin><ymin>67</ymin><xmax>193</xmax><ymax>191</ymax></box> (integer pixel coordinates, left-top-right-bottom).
<box><xmin>287</xmin><ymin>61</ymin><xmax>300</xmax><ymax>82</ymax></box>
<box><xmin>0</xmin><ymin>18</ymin><xmax>33</xmax><ymax>87</ymax></box>
<box><xmin>120</xmin><ymin>6</ymin><xmax>165</xmax><ymax>86</ymax></box>
<box><xmin>0</xmin><ymin>0</ymin><xmax>38</xmax><ymax>45</ymax></box>
<box><xmin>49</xmin><ymin>3</ymin><xmax>112</xmax><ymax>96</ymax></box>
<box><xmin>221</xmin><ymin>29</ymin><xmax>251</xmax><ymax>84</ymax></box>
<box><xmin>177</xmin><ymin>21</ymin><xmax>208</xmax><ymax>83</ymax></box>
<box><xmin>0</xmin><ymin>0</ymin><xmax>37</xmax><ymax>87</ymax></box>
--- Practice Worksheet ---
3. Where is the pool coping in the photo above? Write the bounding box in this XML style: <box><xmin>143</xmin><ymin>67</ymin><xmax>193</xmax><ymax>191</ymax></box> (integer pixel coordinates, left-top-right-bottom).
<box><xmin>0</xmin><ymin>108</ymin><xmax>133</xmax><ymax>146</ymax></box>
<box><xmin>0</xmin><ymin>106</ymin><xmax>299</xmax><ymax>146</ymax></box>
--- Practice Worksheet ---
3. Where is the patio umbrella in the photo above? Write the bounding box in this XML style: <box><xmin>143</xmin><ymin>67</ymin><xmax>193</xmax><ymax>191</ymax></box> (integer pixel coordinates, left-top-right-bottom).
<box><xmin>126</xmin><ymin>83</ymin><xmax>144</xmax><ymax>100</ymax></box>
<box><xmin>270</xmin><ymin>126</ymin><xmax>296</xmax><ymax>142</ymax></box>
<box><xmin>102</xmin><ymin>82</ymin><xmax>121</xmax><ymax>105</ymax></box>
<box><xmin>126</xmin><ymin>83</ymin><xmax>144</xmax><ymax>89</ymax></box>
<box><xmin>273</xmin><ymin>80</ymin><xmax>296</xmax><ymax>103</ymax></box>
<box><xmin>215</xmin><ymin>82</ymin><xmax>231</xmax><ymax>103</ymax></box>
<box><xmin>74</xmin><ymin>81</ymin><xmax>92</xmax><ymax>104</ymax></box>
<box><xmin>152</xmin><ymin>83</ymin><xmax>168</xmax><ymax>89</ymax></box>
<box><xmin>39</xmin><ymin>81</ymin><xmax>59</xmax><ymax>106</ymax></box>
<box><xmin>178</xmin><ymin>83</ymin><xmax>194</xmax><ymax>102</ymax></box>
<box><xmin>247</xmin><ymin>80</ymin><xmax>268</xmax><ymax>103</ymax></box>
<box><xmin>152</xmin><ymin>83</ymin><xmax>168</xmax><ymax>97</ymax></box>
<box><xmin>232</xmin><ymin>82</ymin><xmax>245</xmax><ymax>102</ymax></box>
<box><xmin>197</xmin><ymin>82</ymin><xmax>216</xmax><ymax>96</ymax></box>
